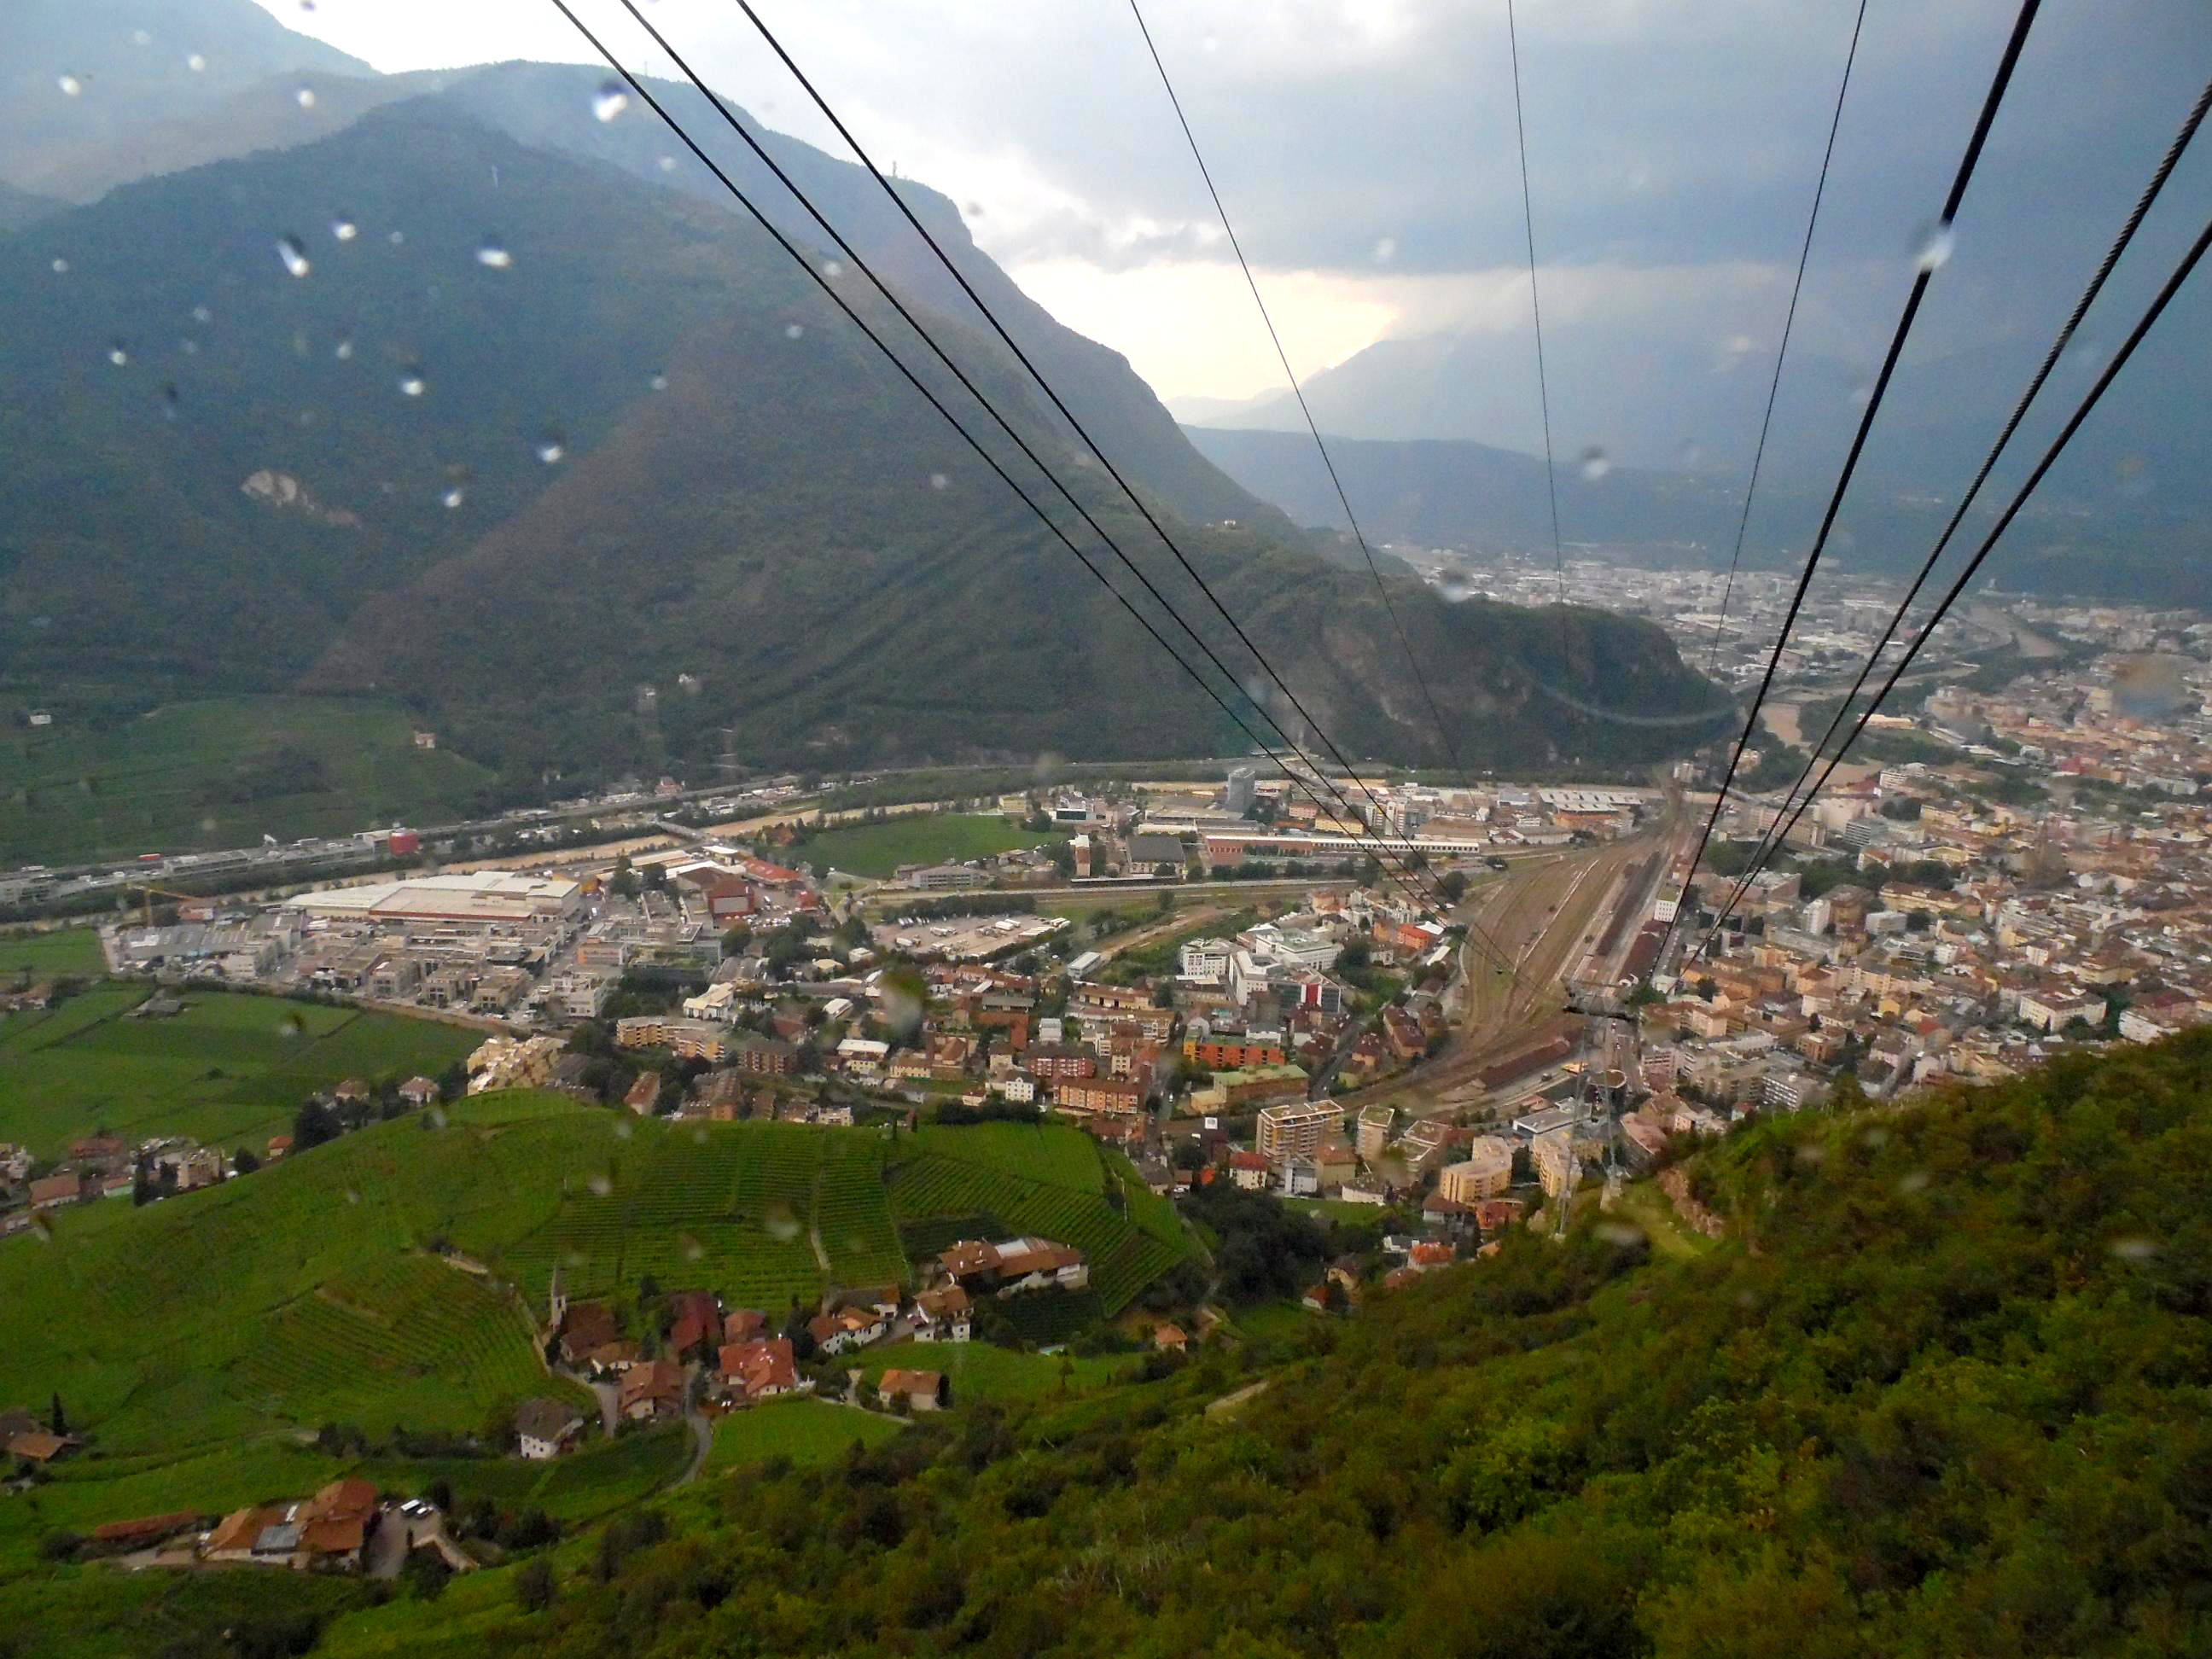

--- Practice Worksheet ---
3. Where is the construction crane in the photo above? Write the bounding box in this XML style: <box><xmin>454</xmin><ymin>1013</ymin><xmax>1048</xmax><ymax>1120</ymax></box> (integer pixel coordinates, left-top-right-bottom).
<box><xmin>129</xmin><ymin>884</ymin><xmax>203</xmax><ymax>927</ymax></box>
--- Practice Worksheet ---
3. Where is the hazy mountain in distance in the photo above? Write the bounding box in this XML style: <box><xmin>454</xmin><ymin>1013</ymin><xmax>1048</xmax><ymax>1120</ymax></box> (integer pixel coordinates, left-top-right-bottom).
<box><xmin>0</xmin><ymin>183</ymin><xmax>66</xmax><ymax>233</ymax></box>
<box><xmin>3</xmin><ymin>0</ymin><xmax>374</xmax><ymax>200</ymax></box>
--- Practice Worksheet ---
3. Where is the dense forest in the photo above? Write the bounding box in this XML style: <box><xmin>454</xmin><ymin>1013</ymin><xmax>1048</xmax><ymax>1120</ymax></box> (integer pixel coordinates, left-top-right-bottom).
<box><xmin>418</xmin><ymin>1032</ymin><xmax>2212</xmax><ymax>1656</ymax></box>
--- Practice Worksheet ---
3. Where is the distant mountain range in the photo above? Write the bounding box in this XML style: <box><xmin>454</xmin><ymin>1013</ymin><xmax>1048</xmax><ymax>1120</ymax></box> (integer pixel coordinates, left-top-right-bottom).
<box><xmin>0</xmin><ymin>2</ymin><xmax>1730</xmax><ymax>804</ymax></box>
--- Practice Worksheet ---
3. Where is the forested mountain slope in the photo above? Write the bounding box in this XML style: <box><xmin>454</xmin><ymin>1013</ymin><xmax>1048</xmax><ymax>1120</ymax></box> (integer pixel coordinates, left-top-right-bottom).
<box><xmin>499</xmin><ymin>1033</ymin><xmax>2212</xmax><ymax>1657</ymax></box>
<box><xmin>2</xmin><ymin>101</ymin><xmax>1725</xmax><ymax>786</ymax></box>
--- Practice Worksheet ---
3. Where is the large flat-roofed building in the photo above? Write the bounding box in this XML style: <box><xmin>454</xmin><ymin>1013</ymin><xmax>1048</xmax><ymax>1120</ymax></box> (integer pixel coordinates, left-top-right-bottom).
<box><xmin>285</xmin><ymin>871</ymin><xmax>583</xmax><ymax>925</ymax></box>
<box><xmin>1255</xmin><ymin>1100</ymin><xmax>1336</xmax><ymax>1161</ymax></box>
<box><xmin>1439</xmin><ymin>1136</ymin><xmax>1514</xmax><ymax>1204</ymax></box>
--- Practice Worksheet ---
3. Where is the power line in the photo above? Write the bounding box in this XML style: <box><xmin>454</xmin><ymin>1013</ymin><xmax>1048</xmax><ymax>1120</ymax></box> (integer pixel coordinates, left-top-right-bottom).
<box><xmin>1124</xmin><ymin>0</ymin><xmax>1463</xmax><ymax>769</ymax></box>
<box><xmin>599</xmin><ymin>2</ymin><xmax>1470</xmax><ymax>934</ymax></box>
<box><xmin>1703</xmin><ymin>0</ymin><xmax>1869</xmax><ymax>679</ymax></box>
<box><xmin>543</xmin><ymin>3</ymin><xmax>1458</xmax><ymax>923</ymax></box>
<box><xmin>714</xmin><ymin>0</ymin><xmax>1460</xmax><ymax>913</ymax></box>
<box><xmin>1697</xmin><ymin>212</ymin><xmax>2212</xmax><ymax>957</ymax></box>
<box><xmin>1651</xmin><ymin>0</ymin><xmax>2043</xmax><ymax>978</ymax></box>
<box><xmin>1502</xmin><ymin>0</ymin><xmax>1564</xmax><ymax>602</ymax></box>
<box><xmin>1697</xmin><ymin>73</ymin><xmax>2212</xmax><ymax>949</ymax></box>
<box><xmin>1122</xmin><ymin>0</ymin><xmax>1523</xmax><ymax>975</ymax></box>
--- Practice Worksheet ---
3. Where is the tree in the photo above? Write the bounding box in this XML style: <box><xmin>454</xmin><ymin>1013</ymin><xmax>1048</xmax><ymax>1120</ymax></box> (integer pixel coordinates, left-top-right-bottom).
<box><xmin>515</xmin><ymin>1556</ymin><xmax>558</xmax><ymax>1615</ymax></box>
<box><xmin>231</xmin><ymin>1145</ymin><xmax>261</xmax><ymax>1176</ymax></box>
<box><xmin>292</xmin><ymin>1097</ymin><xmax>341</xmax><ymax>1152</ymax></box>
<box><xmin>1436</xmin><ymin>870</ymin><xmax>1469</xmax><ymax>903</ymax></box>
<box><xmin>48</xmin><ymin>1392</ymin><xmax>65</xmax><ymax>1435</ymax></box>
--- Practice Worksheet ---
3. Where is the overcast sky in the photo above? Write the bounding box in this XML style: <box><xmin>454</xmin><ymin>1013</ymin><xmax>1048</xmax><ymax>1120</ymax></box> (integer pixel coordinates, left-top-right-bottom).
<box><xmin>247</xmin><ymin>0</ymin><xmax>2212</xmax><ymax>416</ymax></box>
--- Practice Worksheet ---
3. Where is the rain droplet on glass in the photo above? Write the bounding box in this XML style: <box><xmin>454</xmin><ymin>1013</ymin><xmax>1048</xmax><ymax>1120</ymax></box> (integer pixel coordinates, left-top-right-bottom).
<box><xmin>593</xmin><ymin>81</ymin><xmax>629</xmax><ymax>121</ymax></box>
<box><xmin>295</xmin><ymin>85</ymin><xmax>317</xmax><ymax>108</ymax></box>
<box><xmin>399</xmin><ymin>373</ymin><xmax>427</xmax><ymax>398</ymax></box>
<box><xmin>334</xmin><ymin>337</ymin><xmax>353</xmax><ymax>360</ymax></box>
<box><xmin>928</xmin><ymin>472</ymin><xmax>950</xmax><ymax>492</ymax></box>
<box><xmin>332</xmin><ymin>218</ymin><xmax>358</xmax><ymax>241</ymax></box>
<box><xmin>442</xmin><ymin>486</ymin><xmax>466</xmax><ymax>509</ymax></box>
<box><xmin>1912</xmin><ymin>218</ymin><xmax>1955</xmax><ymax>273</ymax></box>
<box><xmin>649</xmin><ymin>374</ymin><xmax>668</xmax><ymax>392</ymax></box>
<box><xmin>132</xmin><ymin>29</ymin><xmax>152</xmax><ymax>45</ymax></box>
<box><xmin>108</xmin><ymin>341</ymin><xmax>129</xmax><ymax>366</ymax></box>
<box><xmin>536</xmin><ymin>431</ymin><xmax>566</xmax><ymax>464</ymax></box>
<box><xmin>276</xmin><ymin>235</ymin><xmax>311</xmax><ymax>278</ymax></box>
<box><xmin>1578</xmin><ymin>446</ymin><xmax>1611</xmax><ymax>481</ymax></box>
<box><xmin>57</xmin><ymin>73</ymin><xmax>84</xmax><ymax>97</ymax></box>
<box><xmin>191</xmin><ymin>305</ymin><xmax>212</xmax><ymax>323</ymax></box>
<box><xmin>475</xmin><ymin>242</ymin><xmax>512</xmax><ymax>269</ymax></box>
<box><xmin>783</xmin><ymin>323</ymin><xmax>805</xmax><ymax>340</ymax></box>
<box><xmin>821</xmin><ymin>259</ymin><xmax>843</xmax><ymax>278</ymax></box>
<box><xmin>387</xmin><ymin>230</ymin><xmax>405</xmax><ymax>246</ymax></box>
<box><xmin>1372</xmin><ymin>236</ymin><xmax>1397</xmax><ymax>262</ymax></box>
<box><xmin>187</xmin><ymin>53</ymin><xmax>207</xmax><ymax>72</ymax></box>
<box><xmin>49</xmin><ymin>257</ymin><xmax>69</xmax><ymax>274</ymax></box>
<box><xmin>657</xmin><ymin>154</ymin><xmax>677</xmax><ymax>172</ymax></box>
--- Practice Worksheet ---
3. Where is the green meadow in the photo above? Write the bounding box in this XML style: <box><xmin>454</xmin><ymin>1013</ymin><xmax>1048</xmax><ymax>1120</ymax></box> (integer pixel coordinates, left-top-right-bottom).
<box><xmin>795</xmin><ymin>812</ymin><xmax>1064</xmax><ymax>879</ymax></box>
<box><xmin>0</xmin><ymin>1094</ymin><xmax>1192</xmax><ymax>1549</ymax></box>
<box><xmin>0</xmin><ymin>982</ymin><xmax>478</xmax><ymax>1158</ymax></box>
<box><xmin>0</xmin><ymin>696</ymin><xmax>495</xmax><ymax>865</ymax></box>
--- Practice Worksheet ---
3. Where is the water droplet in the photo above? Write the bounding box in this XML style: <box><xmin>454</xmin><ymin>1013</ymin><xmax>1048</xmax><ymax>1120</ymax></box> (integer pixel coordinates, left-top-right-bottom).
<box><xmin>593</xmin><ymin>81</ymin><xmax>629</xmax><ymax>122</ymax></box>
<box><xmin>1675</xmin><ymin>439</ymin><xmax>1703</xmax><ymax>469</ymax></box>
<box><xmin>588</xmin><ymin>1173</ymin><xmax>612</xmax><ymax>1196</ymax></box>
<box><xmin>821</xmin><ymin>259</ymin><xmax>843</xmax><ymax>278</ymax></box>
<box><xmin>657</xmin><ymin>154</ymin><xmax>677</xmax><ymax>173</ymax></box>
<box><xmin>1895</xmin><ymin>1169</ymin><xmax>1930</xmax><ymax>1196</ymax></box>
<box><xmin>334</xmin><ymin>337</ymin><xmax>353</xmax><ymax>360</ymax></box>
<box><xmin>649</xmin><ymin>373</ymin><xmax>668</xmax><ymax>392</ymax></box>
<box><xmin>57</xmin><ymin>73</ymin><xmax>84</xmax><ymax>97</ymax></box>
<box><xmin>1912</xmin><ymin>218</ymin><xmax>1955</xmax><ymax>273</ymax></box>
<box><xmin>387</xmin><ymin>230</ymin><xmax>405</xmax><ymax>245</ymax></box>
<box><xmin>180</xmin><ymin>339</ymin><xmax>200</xmax><ymax>355</ymax></box>
<box><xmin>331</xmin><ymin>218</ymin><xmax>358</xmax><ymax>241</ymax></box>
<box><xmin>680</xmin><ymin>1233</ymin><xmax>704</xmax><ymax>1262</ymax></box>
<box><xmin>1372</xmin><ymin>236</ymin><xmax>1397</xmax><ymax>262</ymax></box>
<box><xmin>132</xmin><ymin>29</ymin><xmax>152</xmax><ymax>46</ymax></box>
<box><xmin>399</xmin><ymin>373</ymin><xmax>427</xmax><ymax>398</ymax></box>
<box><xmin>1596</xmin><ymin>1220</ymin><xmax>1644</xmax><ymax>1248</ymax></box>
<box><xmin>191</xmin><ymin>305</ymin><xmax>212</xmax><ymax>323</ymax></box>
<box><xmin>295</xmin><ymin>85</ymin><xmax>317</xmax><ymax>108</ymax></box>
<box><xmin>928</xmin><ymin>472</ymin><xmax>949</xmax><ymax>492</ymax></box>
<box><xmin>107</xmin><ymin>341</ymin><xmax>129</xmax><ymax>366</ymax></box>
<box><xmin>276</xmin><ymin>236</ymin><xmax>311</xmax><ymax>278</ymax></box>
<box><xmin>536</xmin><ymin>431</ymin><xmax>566</xmax><ymax>465</ymax></box>
<box><xmin>2110</xmin><ymin>1235</ymin><xmax>2157</xmax><ymax>1263</ymax></box>
<box><xmin>783</xmin><ymin>322</ymin><xmax>805</xmax><ymax>340</ymax></box>
<box><xmin>474</xmin><ymin>242</ymin><xmax>512</xmax><ymax>269</ymax></box>
<box><xmin>1202</xmin><ymin>32</ymin><xmax>1221</xmax><ymax>52</ymax></box>
<box><xmin>49</xmin><ymin>257</ymin><xmax>68</xmax><ymax>275</ymax></box>
<box><xmin>441</xmin><ymin>486</ymin><xmax>465</xmax><ymax>509</ymax></box>
<box><xmin>427</xmin><ymin>1104</ymin><xmax>448</xmax><ymax>1129</ymax></box>
<box><xmin>2116</xmin><ymin>455</ymin><xmax>2152</xmax><ymax>499</ymax></box>
<box><xmin>187</xmin><ymin>53</ymin><xmax>207</xmax><ymax>73</ymax></box>
<box><xmin>963</xmin><ymin>200</ymin><xmax>985</xmax><ymax>220</ymax></box>
<box><xmin>1578</xmin><ymin>446</ymin><xmax>1611</xmax><ymax>481</ymax></box>
<box><xmin>344</xmin><ymin>1186</ymin><xmax>361</xmax><ymax>1205</ymax></box>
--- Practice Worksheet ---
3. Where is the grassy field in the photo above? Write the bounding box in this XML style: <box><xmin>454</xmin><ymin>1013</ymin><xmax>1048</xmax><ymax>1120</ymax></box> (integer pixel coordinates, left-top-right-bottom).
<box><xmin>888</xmin><ymin>1122</ymin><xmax>1194</xmax><ymax>1316</ymax></box>
<box><xmin>0</xmin><ymin>928</ymin><xmax>104</xmax><ymax>977</ymax></box>
<box><xmin>0</xmin><ymin>696</ymin><xmax>493</xmax><ymax>865</ymax></box>
<box><xmin>857</xmin><ymin>1340</ymin><xmax>1136</xmax><ymax>1404</ymax></box>
<box><xmin>794</xmin><ymin>812</ymin><xmax>1063</xmax><ymax>879</ymax></box>
<box><xmin>0</xmin><ymin>1094</ymin><xmax>1190</xmax><ymax>1547</ymax></box>
<box><xmin>1610</xmin><ymin>1179</ymin><xmax>1718</xmax><ymax>1261</ymax></box>
<box><xmin>703</xmin><ymin>1397</ymin><xmax>903</xmax><ymax>1476</ymax></box>
<box><xmin>0</xmin><ymin>983</ymin><xmax>478</xmax><ymax>1157</ymax></box>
